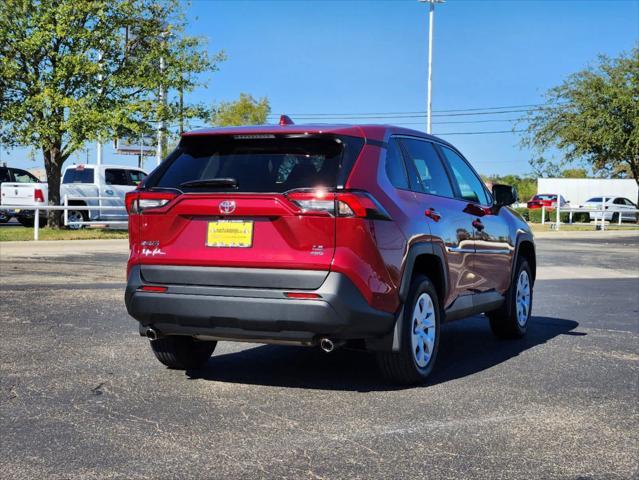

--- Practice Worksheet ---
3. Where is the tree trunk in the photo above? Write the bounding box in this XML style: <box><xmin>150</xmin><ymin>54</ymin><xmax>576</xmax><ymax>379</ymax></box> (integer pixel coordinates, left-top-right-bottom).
<box><xmin>43</xmin><ymin>145</ymin><xmax>64</xmax><ymax>228</ymax></box>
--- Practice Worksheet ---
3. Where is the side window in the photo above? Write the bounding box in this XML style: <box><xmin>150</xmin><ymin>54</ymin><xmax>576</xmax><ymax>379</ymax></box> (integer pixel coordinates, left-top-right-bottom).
<box><xmin>12</xmin><ymin>169</ymin><xmax>39</xmax><ymax>183</ymax></box>
<box><xmin>384</xmin><ymin>138</ymin><xmax>409</xmax><ymax>189</ymax></box>
<box><xmin>128</xmin><ymin>170</ymin><xmax>147</xmax><ymax>186</ymax></box>
<box><xmin>613</xmin><ymin>198</ymin><xmax>625</xmax><ymax>205</ymax></box>
<box><xmin>63</xmin><ymin>168</ymin><xmax>95</xmax><ymax>184</ymax></box>
<box><xmin>105</xmin><ymin>169</ymin><xmax>129</xmax><ymax>186</ymax></box>
<box><xmin>0</xmin><ymin>168</ymin><xmax>12</xmax><ymax>183</ymax></box>
<box><xmin>400</xmin><ymin>138</ymin><xmax>454</xmax><ymax>197</ymax></box>
<box><xmin>440</xmin><ymin>146</ymin><xmax>490</xmax><ymax>205</ymax></box>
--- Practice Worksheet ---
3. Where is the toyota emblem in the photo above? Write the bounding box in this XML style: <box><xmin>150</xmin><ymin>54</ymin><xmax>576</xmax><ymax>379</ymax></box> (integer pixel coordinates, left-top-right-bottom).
<box><xmin>219</xmin><ymin>200</ymin><xmax>236</xmax><ymax>214</ymax></box>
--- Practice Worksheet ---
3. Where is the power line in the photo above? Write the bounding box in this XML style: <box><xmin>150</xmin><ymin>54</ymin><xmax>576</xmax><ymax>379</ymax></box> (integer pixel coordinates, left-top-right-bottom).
<box><xmin>266</xmin><ymin>103</ymin><xmax>549</xmax><ymax>118</ymax></box>
<box><xmin>432</xmin><ymin>118</ymin><xmax>522</xmax><ymax>125</ymax></box>
<box><xmin>433</xmin><ymin>129</ymin><xmax>526</xmax><ymax>136</ymax></box>
<box><xmin>268</xmin><ymin>109</ymin><xmax>535</xmax><ymax>120</ymax></box>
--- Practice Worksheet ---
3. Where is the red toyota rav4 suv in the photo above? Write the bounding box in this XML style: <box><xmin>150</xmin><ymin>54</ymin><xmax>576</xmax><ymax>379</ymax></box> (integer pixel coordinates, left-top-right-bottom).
<box><xmin>125</xmin><ymin>121</ymin><xmax>535</xmax><ymax>384</ymax></box>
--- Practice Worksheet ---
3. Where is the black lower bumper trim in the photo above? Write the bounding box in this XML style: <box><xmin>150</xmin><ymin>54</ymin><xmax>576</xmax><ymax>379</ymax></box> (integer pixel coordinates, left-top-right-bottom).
<box><xmin>126</xmin><ymin>266</ymin><xmax>395</xmax><ymax>342</ymax></box>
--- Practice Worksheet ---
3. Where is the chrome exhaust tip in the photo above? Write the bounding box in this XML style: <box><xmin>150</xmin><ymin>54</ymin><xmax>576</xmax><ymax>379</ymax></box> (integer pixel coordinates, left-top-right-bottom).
<box><xmin>320</xmin><ymin>338</ymin><xmax>335</xmax><ymax>353</ymax></box>
<box><xmin>145</xmin><ymin>327</ymin><xmax>159</xmax><ymax>341</ymax></box>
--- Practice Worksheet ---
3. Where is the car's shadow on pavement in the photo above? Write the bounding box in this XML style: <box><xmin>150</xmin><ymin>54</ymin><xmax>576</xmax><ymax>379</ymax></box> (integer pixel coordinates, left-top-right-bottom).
<box><xmin>185</xmin><ymin>315</ymin><xmax>582</xmax><ymax>392</ymax></box>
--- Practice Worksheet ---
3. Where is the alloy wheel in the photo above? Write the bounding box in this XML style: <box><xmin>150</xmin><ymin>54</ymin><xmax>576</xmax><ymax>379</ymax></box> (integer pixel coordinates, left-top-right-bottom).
<box><xmin>516</xmin><ymin>270</ymin><xmax>531</xmax><ymax>327</ymax></box>
<box><xmin>411</xmin><ymin>292</ymin><xmax>437</xmax><ymax>368</ymax></box>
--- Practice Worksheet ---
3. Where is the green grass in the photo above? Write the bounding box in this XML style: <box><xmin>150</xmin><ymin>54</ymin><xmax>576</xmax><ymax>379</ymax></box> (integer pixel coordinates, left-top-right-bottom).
<box><xmin>0</xmin><ymin>227</ymin><xmax>129</xmax><ymax>241</ymax></box>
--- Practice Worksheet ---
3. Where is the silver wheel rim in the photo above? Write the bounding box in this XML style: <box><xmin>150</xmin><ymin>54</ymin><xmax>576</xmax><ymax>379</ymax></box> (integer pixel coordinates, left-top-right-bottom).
<box><xmin>411</xmin><ymin>292</ymin><xmax>436</xmax><ymax>368</ymax></box>
<box><xmin>68</xmin><ymin>211</ymin><xmax>83</xmax><ymax>229</ymax></box>
<box><xmin>516</xmin><ymin>270</ymin><xmax>531</xmax><ymax>327</ymax></box>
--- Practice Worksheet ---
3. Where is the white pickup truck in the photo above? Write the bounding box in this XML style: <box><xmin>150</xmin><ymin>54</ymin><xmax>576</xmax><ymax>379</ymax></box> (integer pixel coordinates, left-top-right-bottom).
<box><xmin>0</xmin><ymin>165</ymin><xmax>49</xmax><ymax>226</ymax></box>
<box><xmin>61</xmin><ymin>164</ymin><xmax>147</xmax><ymax>226</ymax></box>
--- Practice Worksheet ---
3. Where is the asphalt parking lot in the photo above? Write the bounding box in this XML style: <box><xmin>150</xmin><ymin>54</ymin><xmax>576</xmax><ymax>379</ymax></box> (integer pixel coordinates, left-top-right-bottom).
<box><xmin>1</xmin><ymin>233</ymin><xmax>638</xmax><ymax>479</ymax></box>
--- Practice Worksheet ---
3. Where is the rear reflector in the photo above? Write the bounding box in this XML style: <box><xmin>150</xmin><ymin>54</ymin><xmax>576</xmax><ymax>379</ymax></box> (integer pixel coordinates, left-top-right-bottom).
<box><xmin>284</xmin><ymin>292</ymin><xmax>321</xmax><ymax>299</ymax></box>
<box><xmin>139</xmin><ymin>285</ymin><xmax>168</xmax><ymax>293</ymax></box>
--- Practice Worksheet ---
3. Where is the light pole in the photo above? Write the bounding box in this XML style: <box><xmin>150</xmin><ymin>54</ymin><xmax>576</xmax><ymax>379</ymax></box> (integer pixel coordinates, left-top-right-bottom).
<box><xmin>156</xmin><ymin>52</ymin><xmax>166</xmax><ymax>166</ymax></box>
<box><xmin>419</xmin><ymin>0</ymin><xmax>444</xmax><ymax>134</ymax></box>
<box><xmin>96</xmin><ymin>50</ymin><xmax>104</xmax><ymax>166</ymax></box>
<box><xmin>156</xmin><ymin>29</ymin><xmax>171</xmax><ymax>166</ymax></box>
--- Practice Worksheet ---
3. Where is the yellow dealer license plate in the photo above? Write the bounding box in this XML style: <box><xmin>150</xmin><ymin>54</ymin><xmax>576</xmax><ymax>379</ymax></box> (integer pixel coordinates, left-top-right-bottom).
<box><xmin>206</xmin><ymin>220</ymin><xmax>253</xmax><ymax>248</ymax></box>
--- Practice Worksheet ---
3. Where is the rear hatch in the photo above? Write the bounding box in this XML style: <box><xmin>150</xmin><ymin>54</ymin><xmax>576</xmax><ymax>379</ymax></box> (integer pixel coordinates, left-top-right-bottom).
<box><xmin>131</xmin><ymin>133</ymin><xmax>364</xmax><ymax>289</ymax></box>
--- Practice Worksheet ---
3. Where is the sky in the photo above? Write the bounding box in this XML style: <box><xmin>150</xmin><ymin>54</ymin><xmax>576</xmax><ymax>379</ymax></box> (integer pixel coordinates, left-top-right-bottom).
<box><xmin>3</xmin><ymin>0</ymin><xmax>638</xmax><ymax>176</ymax></box>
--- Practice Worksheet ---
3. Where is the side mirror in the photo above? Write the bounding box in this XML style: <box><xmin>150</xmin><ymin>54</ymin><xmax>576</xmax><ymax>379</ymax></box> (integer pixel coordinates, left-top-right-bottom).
<box><xmin>492</xmin><ymin>184</ymin><xmax>518</xmax><ymax>207</ymax></box>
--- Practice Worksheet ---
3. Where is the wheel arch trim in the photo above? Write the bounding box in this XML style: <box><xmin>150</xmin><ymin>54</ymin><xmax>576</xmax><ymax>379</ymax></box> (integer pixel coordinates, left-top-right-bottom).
<box><xmin>513</xmin><ymin>231</ymin><xmax>536</xmax><ymax>285</ymax></box>
<box><xmin>398</xmin><ymin>242</ymin><xmax>448</xmax><ymax>304</ymax></box>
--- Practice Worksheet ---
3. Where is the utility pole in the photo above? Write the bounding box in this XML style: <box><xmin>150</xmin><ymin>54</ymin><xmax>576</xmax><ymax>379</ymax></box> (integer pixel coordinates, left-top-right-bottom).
<box><xmin>156</xmin><ymin>54</ymin><xmax>166</xmax><ymax>166</ymax></box>
<box><xmin>156</xmin><ymin>29</ymin><xmax>171</xmax><ymax>166</ymax></box>
<box><xmin>96</xmin><ymin>50</ymin><xmax>104</xmax><ymax>165</ymax></box>
<box><xmin>419</xmin><ymin>0</ymin><xmax>444</xmax><ymax>134</ymax></box>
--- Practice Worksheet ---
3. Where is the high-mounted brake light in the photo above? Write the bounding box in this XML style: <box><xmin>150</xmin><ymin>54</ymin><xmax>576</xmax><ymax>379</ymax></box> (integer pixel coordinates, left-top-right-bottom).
<box><xmin>279</xmin><ymin>115</ymin><xmax>294</xmax><ymax>126</ymax></box>
<box><xmin>34</xmin><ymin>188</ymin><xmax>45</xmax><ymax>203</ymax></box>
<box><xmin>126</xmin><ymin>191</ymin><xmax>177</xmax><ymax>214</ymax></box>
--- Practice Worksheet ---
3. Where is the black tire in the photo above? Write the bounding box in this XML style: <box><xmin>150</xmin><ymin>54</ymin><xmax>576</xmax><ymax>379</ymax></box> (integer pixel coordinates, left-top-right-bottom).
<box><xmin>611</xmin><ymin>212</ymin><xmax>620</xmax><ymax>224</ymax></box>
<box><xmin>17</xmin><ymin>214</ymin><xmax>48</xmax><ymax>228</ymax></box>
<box><xmin>66</xmin><ymin>209</ymin><xmax>88</xmax><ymax>230</ymax></box>
<box><xmin>149</xmin><ymin>336</ymin><xmax>216</xmax><ymax>370</ymax></box>
<box><xmin>17</xmin><ymin>216</ymin><xmax>34</xmax><ymax>227</ymax></box>
<box><xmin>0</xmin><ymin>212</ymin><xmax>10</xmax><ymax>223</ymax></box>
<box><xmin>376</xmin><ymin>274</ymin><xmax>441</xmax><ymax>385</ymax></box>
<box><xmin>487</xmin><ymin>259</ymin><xmax>533</xmax><ymax>339</ymax></box>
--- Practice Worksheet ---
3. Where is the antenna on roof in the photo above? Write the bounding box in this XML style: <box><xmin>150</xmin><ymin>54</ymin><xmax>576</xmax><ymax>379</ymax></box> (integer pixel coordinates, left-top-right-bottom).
<box><xmin>279</xmin><ymin>115</ymin><xmax>294</xmax><ymax>126</ymax></box>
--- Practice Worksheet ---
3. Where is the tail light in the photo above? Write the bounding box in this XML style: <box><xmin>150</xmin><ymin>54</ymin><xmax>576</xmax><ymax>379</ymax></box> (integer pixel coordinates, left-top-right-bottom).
<box><xmin>126</xmin><ymin>191</ymin><xmax>177</xmax><ymax>214</ymax></box>
<box><xmin>285</xmin><ymin>189</ymin><xmax>391</xmax><ymax>220</ymax></box>
<box><xmin>34</xmin><ymin>189</ymin><xmax>45</xmax><ymax>203</ymax></box>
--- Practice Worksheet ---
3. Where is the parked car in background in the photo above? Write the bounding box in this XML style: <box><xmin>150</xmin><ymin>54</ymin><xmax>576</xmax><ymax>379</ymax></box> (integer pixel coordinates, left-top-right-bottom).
<box><xmin>0</xmin><ymin>165</ymin><xmax>49</xmax><ymax>227</ymax></box>
<box><xmin>125</xmin><ymin>121</ymin><xmax>536</xmax><ymax>384</ymax></box>
<box><xmin>61</xmin><ymin>164</ymin><xmax>147</xmax><ymax>227</ymax></box>
<box><xmin>580</xmin><ymin>197</ymin><xmax>638</xmax><ymax>223</ymax></box>
<box><xmin>527</xmin><ymin>193</ymin><xmax>568</xmax><ymax>210</ymax></box>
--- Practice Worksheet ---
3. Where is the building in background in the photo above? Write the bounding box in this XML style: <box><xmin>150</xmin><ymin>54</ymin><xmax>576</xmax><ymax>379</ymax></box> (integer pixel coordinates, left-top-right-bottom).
<box><xmin>537</xmin><ymin>178</ymin><xmax>639</xmax><ymax>205</ymax></box>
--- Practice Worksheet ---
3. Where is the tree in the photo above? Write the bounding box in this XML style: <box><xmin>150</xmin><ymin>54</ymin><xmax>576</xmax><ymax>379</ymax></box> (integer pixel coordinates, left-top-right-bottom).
<box><xmin>0</xmin><ymin>0</ymin><xmax>224</xmax><ymax>226</ymax></box>
<box><xmin>522</xmin><ymin>46</ymin><xmax>639</xmax><ymax>197</ymax></box>
<box><xmin>560</xmin><ymin>168</ymin><xmax>588</xmax><ymax>178</ymax></box>
<box><xmin>529</xmin><ymin>156</ymin><xmax>563</xmax><ymax>178</ymax></box>
<box><xmin>483</xmin><ymin>173</ymin><xmax>536</xmax><ymax>202</ymax></box>
<box><xmin>212</xmin><ymin>93</ymin><xmax>270</xmax><ymax>127</ymax></box>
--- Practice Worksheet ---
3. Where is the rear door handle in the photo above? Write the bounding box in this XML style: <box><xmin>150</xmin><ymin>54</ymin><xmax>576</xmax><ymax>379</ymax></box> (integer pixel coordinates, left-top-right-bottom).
<box><xmin>425</xmin><ymin>208</ymin><xmax>441</xmax><ymax>222</ymax></box>
<box><xmin>472</xmin><ymin>219</ymin><xmax>485</xmax><ymax>231</ymax></box>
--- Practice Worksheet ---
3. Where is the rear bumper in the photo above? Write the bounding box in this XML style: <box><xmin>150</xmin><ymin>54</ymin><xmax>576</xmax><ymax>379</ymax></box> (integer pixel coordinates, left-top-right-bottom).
<box><xmin>125</xmin><ymin>265</ymin><xmax>395</xmax><ymax>345</ymax></box>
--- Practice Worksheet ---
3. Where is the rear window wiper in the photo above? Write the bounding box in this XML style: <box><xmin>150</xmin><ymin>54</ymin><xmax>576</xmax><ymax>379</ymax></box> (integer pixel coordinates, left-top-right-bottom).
<box><xmin>179</xmin><ymin>178</ymin><xmax>239</xmax><ymax>189</ymax></box>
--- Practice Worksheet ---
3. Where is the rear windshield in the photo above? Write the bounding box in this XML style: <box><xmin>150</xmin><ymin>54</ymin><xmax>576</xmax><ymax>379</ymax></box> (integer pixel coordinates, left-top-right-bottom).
<box><xmin>63</xmin><ymin>168</ymin><xmax>95</xmax><ymax>184</ymax></box>
<box><xmin>586</xmin><ymin>197</ymin><xmax>604</xmax><ymax>202</ymax></box>
<box><xmin>535</xmin><ymin>194</ymin><xmax>556</xmax><ymax>200</ymax></box>
<box><xmin>146</xmin><ymin>134</ymin><xmax>365</xmax><ymax>193</ymax></box>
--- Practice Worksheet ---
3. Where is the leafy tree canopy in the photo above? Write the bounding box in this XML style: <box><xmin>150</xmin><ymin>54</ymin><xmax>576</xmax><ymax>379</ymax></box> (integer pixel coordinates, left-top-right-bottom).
<box><xmin>522</xmin><ymin>45</ymin><xmax>639</xmax><ymax>186</ymax></box>
<box><xmin>212</xmin><ymin>93</ymin><xmax>270</xmax><ymax>127</ymax></box>
<box><xmin>0</xmin><ymin>0</ymin><xmax>224</xmax><ymax>225</ymax></box>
